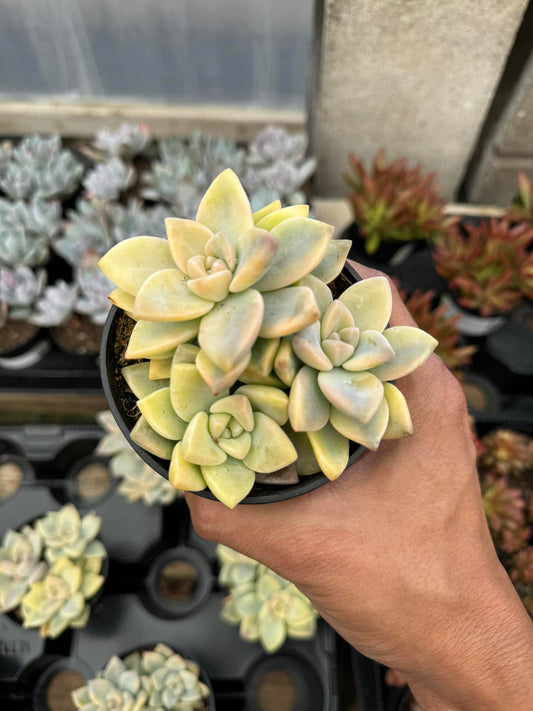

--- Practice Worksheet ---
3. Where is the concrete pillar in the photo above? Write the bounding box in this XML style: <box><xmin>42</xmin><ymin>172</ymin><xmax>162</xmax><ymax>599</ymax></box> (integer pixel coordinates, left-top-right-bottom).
<box><xmin>311</xmin><ymin>1</ymin><xmax>528</xmax><ymax>201</ymax></box>
<box><xmin>467</xmin><ymin>49</ymin><xmax>533</xmax><ymax>204</ymax></box>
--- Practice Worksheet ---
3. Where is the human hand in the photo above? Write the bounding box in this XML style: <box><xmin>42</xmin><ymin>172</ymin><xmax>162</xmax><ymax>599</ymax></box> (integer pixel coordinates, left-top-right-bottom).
<box><xmin>186</xmin><ymin>262</ymin><xmax>533</xmax><ymax>710</ymax></box>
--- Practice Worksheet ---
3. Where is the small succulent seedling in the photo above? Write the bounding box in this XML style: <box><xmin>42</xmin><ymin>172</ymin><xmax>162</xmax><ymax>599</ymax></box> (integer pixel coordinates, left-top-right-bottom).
<box><xmin>72</xmin><ymin>643</ymin><xmax>210</xmax><ymax>711</ymax></box>
<box><xmin>0</xmin><ymin>526</ymin><xmax>46</xmax><ymax>613</ymax></box>
<box><xmin>217</xmin><ymin>544</ymin><xmax>317</xmax><ymax>654</ymax></box>
<box><xmin>100</xmin><ymin>169</ymin><xmax>437</xmax><ymax>507</ymax></box>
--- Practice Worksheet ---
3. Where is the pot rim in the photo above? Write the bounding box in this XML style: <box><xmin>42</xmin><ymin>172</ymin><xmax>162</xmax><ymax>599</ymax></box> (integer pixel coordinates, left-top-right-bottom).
<box><xmin>99</xmin><ymin>263</ymin><xmax>366</xmax><ymax>505</ymax></box>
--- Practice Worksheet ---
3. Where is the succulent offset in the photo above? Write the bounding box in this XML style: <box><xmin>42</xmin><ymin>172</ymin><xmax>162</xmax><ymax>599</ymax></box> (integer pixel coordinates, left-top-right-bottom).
<box><xmin>72</xmin><ymin>644</ymin><xmax>210</xmax><ymax>711</ymax></box>
<box><xmin>344</xmin><ymin>149</ymin><xmax>453</xmax><ymax>254</ymax></box>
<box><xmin>99</xmin><ymin>169</ymin><xmax>437</xmax><ymax>507</ymax></box>
<box><xmin>0</xmin><ymin>504</ymin><xmax>107</xmax><ymax>638</ymax></box>
<box><xmin>217</xmin><ymin>544</ymin><xmax>317</xmax><ymax>654</ymax></box>
<box><xmin>96</xmin><ymin>410</ymin><xmax>179</xmax><ymax>506</ymax></box>
<box><xmin>433</xmin><ymin>218</ymin><xmax>533</xmax><ymax>316</ymax></box>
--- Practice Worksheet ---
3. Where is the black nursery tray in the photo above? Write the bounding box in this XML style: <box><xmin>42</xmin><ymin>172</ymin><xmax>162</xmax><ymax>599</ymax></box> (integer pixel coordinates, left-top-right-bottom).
<box><xmin>0</xmin><ymin>424</ymin><xmax>344</xmax><ymax>711</ymax></box>
<box><xmin>0</xmin><ymin>341</ymin><xmax>102</xmax><ymax>392</ymax></box>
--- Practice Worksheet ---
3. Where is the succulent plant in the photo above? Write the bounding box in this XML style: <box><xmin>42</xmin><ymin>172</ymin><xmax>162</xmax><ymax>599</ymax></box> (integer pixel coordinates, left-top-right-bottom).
<box><xmin>0</xmin><ymin>134</ymin><xmax>84</xmax><ymax>201</ymax></box>
<box><xmin>20</xmin><ymin>555</ymin><xmax>103</xmax><ymax>638</ymax></box>
<box><xmin>217</xmin><ymin>544</ymin><xmax>261</xmax><ymax>589</ymax></box>
<box><xmin>99</xmin><ymin>170</ymin><xmax>437</xmax><ymax>507</ymax></box>
<box><xmin>344</xmin><ymin>149</ymin><xmax>453</xmax><ymax>254</ymax></box>
<box><xmin>0</xmin><ymin>526</ymin><xmax>47</xmax><ymax>613</ymax></box>
<box><xmin>0</xmin><ymin>265</ymin><xmax>45</xmax><ymax>323</ymax></box>
<box><xmin>72</xmin><ymin>654</ymin><xmax>149</xmax><ymax>711</ymax></box>
<box><xmin>287</xmin><ymin>277</ymin><xmax>437</xmax><ymax>478</ymax></box>
<box><xmin>96</xmin><ymin>410</ymin><xmax>179</xmax><ymax>506</ymax></box>
<box><xmin>217</xmin><ymin>545</ymin><xmax>317</xmax><ymax>653</ymax></box>
<box><xmin>481</xmin><ymin>474</ymin><xmax>529</xmax><ymax>554</ymax></box>
<box><xmin>54</xmin><ymin>198</ymin><xmax>111</xmax><ymax>266</ymax></box>
<box><xmin>433</xmin><ymin>218</ymin><xmax>533</xmax><ymax>316</ymax></box>
<box><xmin>84</xmin><ymin>157</ymin><xmax>136</xmax><ymax>202</ymax></box>
<box><xmin>35</xmin><ymin>503</ymin><xmax>106</xmax><ymax>565</ymax></box>
<box><xmin>242</xmin><ymin>126</ymin><xmax>316</xmax><ymax>211</ymax></box>
<box><xmin>73</xmin><ymin>644</ymin><xmax>210</xmax><ymax>711</ymax></box>
<box><xmin>75</xmin><ymin>263</ymin><xmax>114</xmax><ymax>325</ymax></box>
<box><xmin>478</xmin><ymin>429</ymin><xmax>533</xmax><ymax>481</ymax></box>
<box><xmin>108</xmin><ymin>200</ymin><xmax>167</xmax><ymax>244</ymax></box>
<box><xmin>93</xmin><ymin>123</ymin><xmax>151</xmax><ymax>159</ymax></box>
<box><xmin>0</xmin><ymin>197</ymin><xmax>61</xmax><ymax>267</ymax></box>
<box><xmin>396</xmin><ymin>285</ymin><xmax>476</xmax><ymax>371</ymax></box>
<box><xmin>28</xmin><ymin>279</ymin><xmax>77</xmax><ymax>327</ymax></box>
<box><xmin>141</xmin><ymin>127</ymin><xmax>314</xmax><ymax>217</ymax></box>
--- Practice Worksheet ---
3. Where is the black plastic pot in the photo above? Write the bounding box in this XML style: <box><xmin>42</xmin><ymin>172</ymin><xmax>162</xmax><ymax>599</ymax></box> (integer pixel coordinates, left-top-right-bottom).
<box><xmin>342</xmin><ymin>223</ymin><xmax>447</xmax><ymax>296</ymax></box>
<box><xmin>100</xmin><ymin>263</ymin><xmax>367</xmax><ymax>505</ymax></box>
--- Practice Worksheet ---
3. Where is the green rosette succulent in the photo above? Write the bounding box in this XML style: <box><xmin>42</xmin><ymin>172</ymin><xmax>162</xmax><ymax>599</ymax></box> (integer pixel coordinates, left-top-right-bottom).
<box><xmin>166</xmin><ymin>380</ymin><xmax>297</xmax><ymax>508</ymax></box>
<box><xmin>20</xmin><ymin>556</ymin><xmax>104</xmax><ymax>638</ymax></box>
<box><xmin>35</xmin><ymin>503</ymin><xmax>107</xmax><ymax>564</ymax></box>
<box><xmin>287</xmin><ymin>276</ymin><xmax>437</xmax><ymax>479</ymax></box>
<box><xmin>99</xmin><ymin>169</ymin><xmax>349</xmax><ymax>392</ymax></box>
<box><xmin>72</xmin><ymin>654</ymin><xmax>149</xmax><ymax>711</ymax></box>
<box><xmin>73</xmin><ymin>644</ymin><xmax>210</xmax><ymax>711</ymax></box>
<box><xmin>0</xmin><ymin>525</ymin><xmax>47</xmax><ymax>613</ymax></box>
<box><xmin>217</xmin><ymin>546</ymin><xmax>317</xmax><ymax>654</ymax></box>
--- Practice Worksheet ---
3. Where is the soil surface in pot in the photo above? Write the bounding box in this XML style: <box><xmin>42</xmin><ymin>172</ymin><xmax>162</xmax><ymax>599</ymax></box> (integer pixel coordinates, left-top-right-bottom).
<box><xmin>44</xmin><ymin>669</ymin><xmax>85</xmax><ymax>711</ymax></box>
<box><xmin>0</xmin><ymin>319</ymin><xmax>39</xmax><ymax>354</ymax></box>
<box><xmin>52</xmin><ymin>314</ymin><xmax>103</xmax><ymax>356</ymax></box>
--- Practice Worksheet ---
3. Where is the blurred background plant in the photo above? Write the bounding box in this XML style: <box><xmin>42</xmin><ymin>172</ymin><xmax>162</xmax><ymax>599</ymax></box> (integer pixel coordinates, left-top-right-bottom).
<box><xmin>476</xmin><ymin>426</ymin><xmax>533</xmax><ymax>617</ymax></box>
<box><xmin>344</xmin><ymin>149</ymin><xmax>454</xmax><ymax>255</ymax></box>
<box><xmin>433</xmin><ymin>218</ymin><xmax>533</xmax><ymax>317</ymax></box>
<box><xmin>396</xmin><ymin>283</ymin><xmax>477</xmax><ymax>372</ymax></box>
<box><xmin>507</xmin><ymin>171</ymin><xmax>533</xmax><ymax>225</ymax></box>
<box><xmin>96</xmin><ymin>411</ymin><xmax>179</xmax><ymax>506</ymax></box>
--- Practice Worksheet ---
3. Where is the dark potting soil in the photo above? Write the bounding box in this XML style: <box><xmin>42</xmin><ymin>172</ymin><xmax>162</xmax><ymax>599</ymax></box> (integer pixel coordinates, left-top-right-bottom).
<box><xmin>0</xmin><ymin>319</ymin><xmax>39</xmax><ymax>353</ymax></box>
<box><xmin>51</xmin><ymin>314</ymin><xmax>104</xmax><ymax>356</ymax></box>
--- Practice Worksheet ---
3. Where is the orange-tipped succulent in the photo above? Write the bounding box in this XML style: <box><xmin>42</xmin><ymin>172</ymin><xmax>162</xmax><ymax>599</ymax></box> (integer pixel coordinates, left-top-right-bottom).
<box><xmin>433</xmin><ymin>218</ymin><xmax>533</xmax><ymax>317</ymax></box>
<box><xmin>344</xmin><ymin>149</ymin><xmax>453</xmax><ymax>254</ymax></box>
<box><xmin>99</xmin><ymin>170</ymin><xmax>437</xmax><ymax>507</ymax></box>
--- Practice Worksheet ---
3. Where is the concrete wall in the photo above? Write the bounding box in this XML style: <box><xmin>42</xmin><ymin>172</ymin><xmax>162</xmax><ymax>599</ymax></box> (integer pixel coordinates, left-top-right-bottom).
<box><xmin>468</xmin><ymin>49</ymin><xmax>533</xmax><ymax>204</ymax></box>
<box><xmin>311</xmin><ymin>0</ymin><xmax>528</xmax><ymax>200</ymax></box>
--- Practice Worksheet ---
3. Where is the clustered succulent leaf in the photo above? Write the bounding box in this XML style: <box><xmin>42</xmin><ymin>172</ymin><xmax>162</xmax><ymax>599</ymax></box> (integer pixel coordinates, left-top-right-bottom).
<box><xmin>96</xmin><ymin>410</ymin><xmax>179</xmax><ymax>506</ymax></box>
<box><xmin>72</xmin><ymin>644</ymin><xmax>210</xmax><ymax>711</ymax></box>
<box><xmin>84</xmin><ymin>157</ymin><xmax>136</xmax><ymax>202</ymax></box>
<box><xmin>99</xmin><ymin>169</ymin><xmax>437</xmax><ymax>508</ymax></box>
<box><xmin>396</xmin><ymin>284</ymin><xmax>476</xmax><ymax>371</ymax></box>
<box><xmin>475</xmin><ymin>425</ymin><xmax>533</xmax><ymax>618</ymax></box>
<box><xmin>217</xmin><ymin>544</ymin><xmax>317</xmax><ymax>654</ymax></box>
<box><xmin>141</xmin><ymin>127</ymin><xmax>315</xmax><ymax>217</ymax></box>
<box><xmin>0</xmin><ymin>504</ymin><xmax>107</xmax><ymax>638</ymax></box>
<box><xmin>0</xmin><ymin>135</ymin><xmax>84</xmax><ymax>201</ymax></box>
<box><xmin>344</xmin><ymin>149</ymin><xmax>453</xmax><ymax>254</ymax></box>
<box><xmin>433</xmin><ymin>218</ymin><xmax>533</xmax><ymax>316</ymax></box>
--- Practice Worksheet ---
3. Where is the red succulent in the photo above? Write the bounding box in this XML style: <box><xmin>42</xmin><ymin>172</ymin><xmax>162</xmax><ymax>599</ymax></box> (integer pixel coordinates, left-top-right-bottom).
<box><xmin>433</xmin><ymin>218</ymin><xmax>533</xmax><ymax>317</ymax></box>
<box><xmin>344</xmin><ymin>149</ymin><xmax>453</xmax><ymax>254</ymax></box>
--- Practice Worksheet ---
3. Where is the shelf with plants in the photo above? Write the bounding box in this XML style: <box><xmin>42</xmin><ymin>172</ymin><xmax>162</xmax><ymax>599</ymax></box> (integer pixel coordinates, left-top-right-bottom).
<box><xmin>0</xmin><ymin>420</ymin><xmax>343</xmax><ymax>711</ymax></box>
<box><xmin>0</xmin><ymin>124</ymin><xmax>316</xmax><ymax>389</ymax></box>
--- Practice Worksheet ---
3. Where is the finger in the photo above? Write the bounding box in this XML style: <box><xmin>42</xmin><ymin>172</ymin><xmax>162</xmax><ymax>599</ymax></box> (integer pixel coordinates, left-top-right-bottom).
<box><xmin>348</xmin><ymin>259</ymin><xmax>417</xmax><ymax>328</ymax></box>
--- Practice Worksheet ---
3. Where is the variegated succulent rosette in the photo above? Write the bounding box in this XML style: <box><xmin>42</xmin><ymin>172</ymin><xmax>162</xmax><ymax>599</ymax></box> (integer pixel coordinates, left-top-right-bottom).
<box><xmin>99</xmin><ymin>169</ymin><xmax>437</xmax><ymax>508</ymax></box>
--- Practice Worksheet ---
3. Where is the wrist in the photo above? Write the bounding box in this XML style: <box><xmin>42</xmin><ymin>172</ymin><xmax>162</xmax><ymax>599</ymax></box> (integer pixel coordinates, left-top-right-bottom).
<box><xmin>400</xmin><ymin>560</ymin><xmax>533</xmax><ymax>711</ymax></box>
